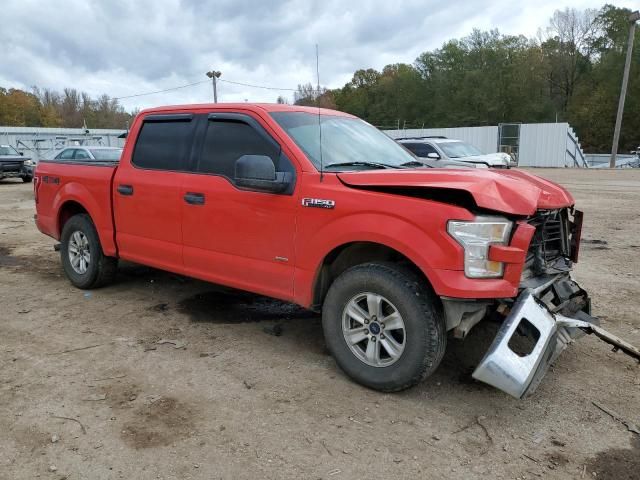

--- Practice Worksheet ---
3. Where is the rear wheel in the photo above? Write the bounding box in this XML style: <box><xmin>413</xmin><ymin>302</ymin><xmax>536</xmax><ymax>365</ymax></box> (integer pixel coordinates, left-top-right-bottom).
<box><xmin>322</xmin><ymin>263</ymin><xmax>446</xmax><ymax>392</ymax></box>
<box><xmin>60</xmin><ymin>214</ymin><xmax>117</xmax><ymax>289</ymax></box>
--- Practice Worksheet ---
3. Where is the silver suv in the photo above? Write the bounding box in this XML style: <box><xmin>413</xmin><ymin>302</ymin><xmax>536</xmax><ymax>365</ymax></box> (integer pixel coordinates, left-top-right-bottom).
<box><xmin>397</xmin><ymin>136</ymin><xmax>513</xmax><ymax>168</ymax></box>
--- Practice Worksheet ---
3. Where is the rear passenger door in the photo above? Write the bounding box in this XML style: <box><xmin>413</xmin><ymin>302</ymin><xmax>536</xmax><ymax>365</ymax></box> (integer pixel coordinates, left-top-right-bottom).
<box><xmin>181</xmin><ymin>113</ymin><xmax>298</xmax><ymax>301</ymax></box>
<box><xmin>113</xmin><ymin>114</ymin><xmax>196</xmax><ymax>272</ymax></box>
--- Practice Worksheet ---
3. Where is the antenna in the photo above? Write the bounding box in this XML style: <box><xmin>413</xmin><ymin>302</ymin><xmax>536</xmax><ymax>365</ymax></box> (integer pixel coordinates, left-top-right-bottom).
<box><xmin>316</xmin><ymin>44</ymin><xmax>324</xmax><ymax>182</ymax></box>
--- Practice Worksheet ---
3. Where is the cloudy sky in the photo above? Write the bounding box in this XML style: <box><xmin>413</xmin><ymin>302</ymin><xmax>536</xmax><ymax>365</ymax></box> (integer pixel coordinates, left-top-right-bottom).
<box><xmin>1</xmin><ymin>0</ymin><xmax>637</xmax><ymax>111</ymax></box>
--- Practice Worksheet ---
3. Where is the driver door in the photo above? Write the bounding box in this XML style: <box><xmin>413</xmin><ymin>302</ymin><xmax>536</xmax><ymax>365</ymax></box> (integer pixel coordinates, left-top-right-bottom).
<box><xmin>181</xmin><ymin>113</ymin><xmax>298</xmax><ymax>301</ymax></box>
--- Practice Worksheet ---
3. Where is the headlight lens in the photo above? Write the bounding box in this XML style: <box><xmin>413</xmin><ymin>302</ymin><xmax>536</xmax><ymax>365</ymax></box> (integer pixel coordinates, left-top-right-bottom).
<box><xmin>447</xmin><ymin>216</ymin><xmax>513</xmax><ymax>278</ymax></box>
<box><xmin>24</xmin><ymin>160</ymin><xmax>34</xmax><ymax>166</ymax></box>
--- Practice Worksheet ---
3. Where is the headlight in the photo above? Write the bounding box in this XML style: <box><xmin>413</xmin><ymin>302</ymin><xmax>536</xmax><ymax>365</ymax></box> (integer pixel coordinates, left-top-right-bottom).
<box><xmin>447</xmin><ymin>216</ymin><xmax>513</xmax><ymax>278</ymax></box>
<box><xmin>23</xmin><ymin>160</ymin><xmax>34</xmax><ymax>166</ymax></box>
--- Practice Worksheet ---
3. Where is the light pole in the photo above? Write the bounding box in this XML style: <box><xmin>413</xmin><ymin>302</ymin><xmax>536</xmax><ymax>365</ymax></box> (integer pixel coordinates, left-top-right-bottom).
<box><xmin>206</xmin><ymin>70</ymin><xmax>222</xmax><ymax>103</ymax></box>
<box><xmin>610</xmin><ymin>11</ymin><xmax>640</xmax><ymax>168</ymax></box>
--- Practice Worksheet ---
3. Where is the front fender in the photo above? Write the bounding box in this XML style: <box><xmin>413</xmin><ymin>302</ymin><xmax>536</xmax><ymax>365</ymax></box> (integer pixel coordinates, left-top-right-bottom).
<box><xmin>294</xmin><ymin>211</ymin><xmax>467</xmax><ymax>306</ymax></box>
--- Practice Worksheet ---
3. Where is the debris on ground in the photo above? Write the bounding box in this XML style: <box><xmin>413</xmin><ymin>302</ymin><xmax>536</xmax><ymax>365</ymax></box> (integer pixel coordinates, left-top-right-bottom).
<box><xmin>82</xmin><ymin>393</ymin><xmax>107</xmax><ymax>402</ymax></box>
<box><xmin>156</xmin><ymin>339</ymin><xmax>187</xmax><ymax>349</ymax></box>
<box><xmin>592</xmin><ymin>401</ymin><xmax>640</xmax><ymax>435</ymax></box>
<box><xmin>262</xmin><ymin>324</ymin><xmax>283</xmax><ymax>336</ymax></box>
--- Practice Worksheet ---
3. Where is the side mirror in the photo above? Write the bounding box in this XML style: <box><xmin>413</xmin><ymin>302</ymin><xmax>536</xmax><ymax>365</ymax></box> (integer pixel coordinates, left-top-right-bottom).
<box><xmin>235</xmin><ymin>155</ymin><xmax>292</xmax><ymax>193</ymax></box>
<box><xmin>426</xmin><ymin>152</ymin><xmax>440</xmax><ymax>159</ymax></box>
<box><xmin>19</xmin><ymin>152</ymin><xmax>24</xmax><ymax>156</ymax></box>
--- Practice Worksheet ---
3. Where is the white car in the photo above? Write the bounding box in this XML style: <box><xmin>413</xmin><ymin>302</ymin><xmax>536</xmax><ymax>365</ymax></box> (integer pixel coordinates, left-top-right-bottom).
<box><xmin>51</xmin><ymin>146</ymin><xmax>123</xmax><ymax>162</ymax></box>
<box><xmin>397</xmin><ymin>137</ymin><xmax>514</xmax><ymax>168</ymax></box>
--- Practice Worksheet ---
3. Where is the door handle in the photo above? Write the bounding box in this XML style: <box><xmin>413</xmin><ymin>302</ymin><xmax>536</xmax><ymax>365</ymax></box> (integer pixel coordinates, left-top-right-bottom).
<box><xmin>184</xmin><ymin>192</ymin><xmax>205</xmax><ymax>205</ymax></box>
<box><xmin>117</xmin><ymin>184</ymin><xmax>134</xmax><ymax>196</ymax></box>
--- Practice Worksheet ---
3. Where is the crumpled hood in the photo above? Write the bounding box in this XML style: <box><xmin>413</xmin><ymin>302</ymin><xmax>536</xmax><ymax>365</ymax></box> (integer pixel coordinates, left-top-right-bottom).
<box><xmin>337</xmin><ymin>169</ymin><xmax>574</xmax><ymax>216</ymax></box>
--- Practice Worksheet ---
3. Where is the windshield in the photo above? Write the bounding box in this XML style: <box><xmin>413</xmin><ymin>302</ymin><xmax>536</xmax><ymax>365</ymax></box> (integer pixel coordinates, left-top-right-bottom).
<box><xmin>270</xmin><ymin>112</ymin><xmax>416</xmax><ymax>170</ymax></box>
<box><xmin>90</xmin><ymin>149</ymin><xmax>122</xmax><ymax>161</ymax></box>
<box><xmin>0</xmin><ymin>145</ymin><xmax>19</xmax><ymax>156</ymax></box>
<box><xmin>439</xmin><ymin>141</ymin><xmax>484</xmax><ymax>158</ymax></box>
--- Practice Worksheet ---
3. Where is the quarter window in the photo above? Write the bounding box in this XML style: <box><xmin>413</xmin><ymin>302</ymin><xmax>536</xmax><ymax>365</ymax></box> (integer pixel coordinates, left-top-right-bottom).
<box><xmin>132</xmin><ymin>118</ymin><xmax>194</xmax><ymax>170</ymax></box>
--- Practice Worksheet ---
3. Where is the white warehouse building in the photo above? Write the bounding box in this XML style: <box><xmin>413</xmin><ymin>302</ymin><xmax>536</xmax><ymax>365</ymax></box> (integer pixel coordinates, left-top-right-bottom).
<box><xmin>384</xmin><ymin>123</ymin><xmax>587</xmax><ymax>168</ymax></box>
<box><xmin>0</xmin><ymin>126</ymin><xmax>126</xmax><ymax>161</ymax></box>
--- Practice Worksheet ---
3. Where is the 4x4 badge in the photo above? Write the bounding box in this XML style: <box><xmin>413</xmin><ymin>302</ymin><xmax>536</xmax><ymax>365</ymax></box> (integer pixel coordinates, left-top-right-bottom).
<box><xmin>302</xmin><ymin>198</ymin><xmax>335</xmax><ymax>209</ymax></box>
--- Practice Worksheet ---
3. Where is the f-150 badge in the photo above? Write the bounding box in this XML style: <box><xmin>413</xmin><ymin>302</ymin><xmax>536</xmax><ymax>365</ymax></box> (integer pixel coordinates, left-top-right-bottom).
<box><xmin>302</xmin><ymin>198</ymin><xmax>335</xmax><ymax>209</ymax></box>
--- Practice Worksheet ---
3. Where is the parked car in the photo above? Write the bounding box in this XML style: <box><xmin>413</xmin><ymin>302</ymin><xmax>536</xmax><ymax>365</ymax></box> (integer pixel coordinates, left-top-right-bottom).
<box><xmin>33</xmin><ymin>104</ymin><xmax>639</xmax><ymax>398</ymax></box>
<box><xmin>52</xmin><ymin>146</ymin><xmax>123</xmax><ymax>163</ymax></box>
<box><xmin>0</xmin><ymin>144</ymin><xmax>34</xmax><ymax>182</ymax></box>
<box><xmin>397</xmin><ymin>136</ymin><xmax>514</xmax><ymax>168</ymax></box>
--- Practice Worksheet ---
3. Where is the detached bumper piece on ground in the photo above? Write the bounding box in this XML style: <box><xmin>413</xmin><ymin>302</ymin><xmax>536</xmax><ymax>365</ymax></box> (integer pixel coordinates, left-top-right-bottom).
<box><xmin>474</xmin><ymin>276</ymin><xmax>640</xmax><ymax>398</ymax></box>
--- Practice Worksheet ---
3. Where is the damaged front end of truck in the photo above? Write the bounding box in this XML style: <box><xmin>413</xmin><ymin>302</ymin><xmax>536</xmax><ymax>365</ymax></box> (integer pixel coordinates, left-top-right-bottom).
<box><xmin>466</xmin><ymin>207</ymin><xmax>639</xmax><ymax>398</ymax></box>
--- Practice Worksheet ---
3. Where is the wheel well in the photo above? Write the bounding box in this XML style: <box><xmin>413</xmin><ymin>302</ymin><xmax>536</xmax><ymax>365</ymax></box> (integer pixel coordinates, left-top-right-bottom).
<box><xmin>58</xmin><ymin>201</ymin><xmax>88</xmax><ymax>235</ymax></box>
<box><xmin>311</xmin><ymin>242</ymin><xmax>431</xmax><ymax>310</ymax></box>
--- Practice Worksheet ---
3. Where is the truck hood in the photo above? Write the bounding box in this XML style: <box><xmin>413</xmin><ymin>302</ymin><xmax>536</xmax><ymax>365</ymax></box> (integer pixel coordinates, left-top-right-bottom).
<box><xmin>337</xmin><ymin>169</ymin><xmax>574</xmax><ymax>216</ymax></box>
<box><xmin>453</xmin><ymin>152</ymin><xmax>511</xmax><ymax>167</ymax></box>
<box><xmin>0</xmin><ymin>155</ymin><xmax>26</xmax><ymax>163</ymax></box>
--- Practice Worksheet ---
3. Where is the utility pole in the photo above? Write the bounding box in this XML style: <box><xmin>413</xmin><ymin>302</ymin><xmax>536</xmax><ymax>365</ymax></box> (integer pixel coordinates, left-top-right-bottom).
<box><xmin>610</xmin><ymin>11</ymin><xmax>640</xmax><ymax>168</ymax></box>
<box><xmin>206</xmin><ymin>70</ymin><xmax>222</xmax><ymax>103</ymax></box>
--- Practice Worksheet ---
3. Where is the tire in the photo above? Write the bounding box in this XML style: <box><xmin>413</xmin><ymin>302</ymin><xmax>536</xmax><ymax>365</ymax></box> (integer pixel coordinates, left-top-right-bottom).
<box><xmin>22</xmin><ymin>176</ymin><xmax>33</xmax><ymax>183</ymax></box>
<box><xmin>60</xmin><ymin>213</ymin><xmax>117</xmax><ymax>289</ymax></box>
<box><xmin>322</xmin><ymin>263</ymin><xmax>446</xmax><ymax>392</ymax></box>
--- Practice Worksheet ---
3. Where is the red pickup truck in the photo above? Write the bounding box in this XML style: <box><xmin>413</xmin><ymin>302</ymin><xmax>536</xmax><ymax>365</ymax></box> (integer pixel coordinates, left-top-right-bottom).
<box><xmin>34</xmin><ymin>103</ymin><xmax>639</xmax><ymax>397</ymax></box>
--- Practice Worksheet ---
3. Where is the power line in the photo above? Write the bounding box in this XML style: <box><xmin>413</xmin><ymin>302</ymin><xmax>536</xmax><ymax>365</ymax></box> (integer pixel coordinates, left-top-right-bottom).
<box><xmin>113</xmin><ymin>80</ymin><xmax>209</xmax><ymax>100</ymax></box>
<box><xmin>113</xmin><ymin>76</ymin><xmax>326</xmax><ymax>101</ymax></box>
<box><xmin>218</xmin><ymin>78</ymin><xmax>299</xmax><ymax>91</ymax></box>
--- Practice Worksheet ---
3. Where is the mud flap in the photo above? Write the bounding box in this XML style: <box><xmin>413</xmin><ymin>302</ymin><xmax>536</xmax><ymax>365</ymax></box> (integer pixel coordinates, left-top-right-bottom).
<box><xmin>472</xmin><ymin>289</ymin><xmax>640</xmax><ymax>399</ymax></box>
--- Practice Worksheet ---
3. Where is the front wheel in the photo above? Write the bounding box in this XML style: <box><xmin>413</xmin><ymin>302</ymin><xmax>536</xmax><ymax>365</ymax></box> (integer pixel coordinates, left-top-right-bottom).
<box><xmin>60</xmin><ymin>214</ymin><xmax>117</xmax><ymax>289</ymax></box>
<box><xmin>322</xmin><ymin>263</ymin><xmax>446</xmax><ymax>392</ymax></box>
<box><xmin>22</xmin><ymin>175</ymin><xmax>33</xmax><ymax>183</ymax></box>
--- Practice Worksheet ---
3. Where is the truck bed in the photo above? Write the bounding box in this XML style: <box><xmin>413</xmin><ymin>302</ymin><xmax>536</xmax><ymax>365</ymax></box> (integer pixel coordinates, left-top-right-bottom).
<box><xmin>35</xmin><ymin>159</ymin><xmax>119</xmax><ymax>256</ymax></box>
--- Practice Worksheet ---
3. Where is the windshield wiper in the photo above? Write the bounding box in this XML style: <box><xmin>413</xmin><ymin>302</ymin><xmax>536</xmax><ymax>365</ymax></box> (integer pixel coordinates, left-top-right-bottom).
<box><xmin>399</xmin><ymin>160</ymin><xmax>432</xmax><ymax>168</ymax></box>
<box><xmin>324</xmin><ymin>161</ymin><xmax>400</xmax><ymax>170</ymax></box>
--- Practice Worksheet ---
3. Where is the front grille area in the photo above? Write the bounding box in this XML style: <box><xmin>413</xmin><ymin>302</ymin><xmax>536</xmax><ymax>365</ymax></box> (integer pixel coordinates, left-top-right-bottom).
<box><xmin>0</xmin><ymin>161</ymin><xmax>24</xmax><ymax>173</ymax></box>
<box><xmin>522</xmin><ymin>208</ymin><xmax>575</xmax><ymax>279</ymax></box>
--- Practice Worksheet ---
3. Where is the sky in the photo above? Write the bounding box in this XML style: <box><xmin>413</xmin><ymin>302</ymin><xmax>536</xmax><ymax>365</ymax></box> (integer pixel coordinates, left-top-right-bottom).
<box><xmin>1</xmin><ymin>0</ymin><xmax>637</xmax><ymax>111</ymax></box>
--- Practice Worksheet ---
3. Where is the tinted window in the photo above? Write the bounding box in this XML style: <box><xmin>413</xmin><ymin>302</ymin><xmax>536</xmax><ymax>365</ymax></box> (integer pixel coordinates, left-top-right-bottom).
<box><xmin>198</xmin><ymin>120</ymin><xmax>280</xmax><ymax>178</ymax></box>
<box><xmin>74</xmin><ymin>149</ymin><xmax>90</xmax><ymax>160</ymax></box>
<box><xmin>132</xmin><ymin>119</ymin><xmax>194</xmax><ymax>170</ymax></box>
<box><xmin>404</xmin><ymin>143</ymin><xmax>438</xmax><ymax>157</ymax></box>
<box><xmin>57</xmin><ymin>149</ymin><xmax>75</xmax><ymax>160</ymax></box>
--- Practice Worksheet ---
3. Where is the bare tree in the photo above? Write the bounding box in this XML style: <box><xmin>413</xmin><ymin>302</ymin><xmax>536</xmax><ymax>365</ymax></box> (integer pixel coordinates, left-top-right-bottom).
<box><xmin>539</xmin><ymin>8</ymin><xmax>599</xmax><ymax>113</ymax></box>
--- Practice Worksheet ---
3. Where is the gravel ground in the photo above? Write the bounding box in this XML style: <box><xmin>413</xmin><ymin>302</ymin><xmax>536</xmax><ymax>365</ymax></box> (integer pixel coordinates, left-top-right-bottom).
<box><xmin>1</xmin><ymin>168</ymin><xmax>639</xmax><ymax>480</ymax></box>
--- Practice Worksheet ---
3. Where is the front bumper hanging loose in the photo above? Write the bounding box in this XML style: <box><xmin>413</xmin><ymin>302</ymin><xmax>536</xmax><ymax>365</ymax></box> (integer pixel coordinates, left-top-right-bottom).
<box><xmin>472</xmin><ymin>287</ymin><xmax>640</xmax><ymax>399</ymax></box>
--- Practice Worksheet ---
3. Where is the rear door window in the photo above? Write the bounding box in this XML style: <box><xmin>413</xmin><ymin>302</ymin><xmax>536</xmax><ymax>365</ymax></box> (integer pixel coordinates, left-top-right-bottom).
<box><xmin>132</xmin><ymin>116</ymin><xmax>195</xmax><ymax>171</ymax></box>
<box><xmin>74</xmin><ymin>149</ymin><xmax>90</xmax><ymax>160</ymax></box>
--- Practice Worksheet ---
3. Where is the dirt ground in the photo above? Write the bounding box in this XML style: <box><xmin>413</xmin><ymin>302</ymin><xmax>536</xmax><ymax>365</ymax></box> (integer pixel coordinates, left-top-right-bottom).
<box><xmin>1</xmin><ymin>168</ymin><xmax>639</xmax><ymax>480</ymax></box>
